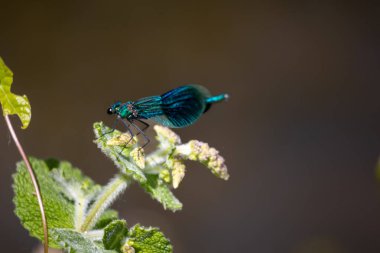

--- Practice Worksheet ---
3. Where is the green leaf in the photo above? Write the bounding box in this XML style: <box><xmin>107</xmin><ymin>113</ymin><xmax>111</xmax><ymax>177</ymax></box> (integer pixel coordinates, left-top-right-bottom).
<box><xmin>51</xmin><ymin>228</ymin><xmax>117</xmax><ymax>253</ymax></box>
<box><xmin>94</xmin><ymin>210</ymin><xmax>120</xmax><ymax>229</ymax></box>
<box><xmin>13</xmin><ymin>158</ymin><xmax>74</xmax><ymax>247</ymax></box>
<box><xmin>47</xmin><ymin>159</ymin><xmax>101</xmax><ymax>197</ymax></box>
<box><xmin>94</xmin><ymin>122</ymin><xmax>182</xmax><ymax>212</ymax></box>
<box><xmin>0</xmin><ymin>57</ymin><xmax>31</xmax><ymax>129</ymax></box>
<box><xmin>94</xmin><ymin>122</ymin><xmax>147</xmax><ymax>183</ymax></box>
<box><xmin>103</xmin><ymin>220</ymin><xmax>128</xmax><ymax>251</ymax></box>
<box><xmin>126</xmin><ymin>224</ymin><xmax>172</xmax><ymax>253</ymax></box>
<box><xmin>12</xmin><ymin>157</ymin><xmax>100</xmax><ymax>248</ymax></box>
<box><xmin>140</xmin><ymin>175</ymin><xmax>182</xmax><ymax>212</ymax></box>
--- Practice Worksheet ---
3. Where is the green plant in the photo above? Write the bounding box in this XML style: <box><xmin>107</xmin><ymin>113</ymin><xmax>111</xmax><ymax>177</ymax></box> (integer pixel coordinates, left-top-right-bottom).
<box><xmin>0</xmin><ymin>57</ymin><xmax>48</xmax><ymax>252</ymax></box>
<box><xmin>2</xmin><ymin>57</ymin><xmax>229</xmax><ymax>253</ymax></box>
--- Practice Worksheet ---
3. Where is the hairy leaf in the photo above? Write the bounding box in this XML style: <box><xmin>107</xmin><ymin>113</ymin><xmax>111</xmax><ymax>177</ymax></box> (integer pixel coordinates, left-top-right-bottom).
<box><xmin>13</xmin><ymin>157</ymin><xmax>100</xmax><ymax>248</ymax></box>
<box><xmin>94</xmin><ymin>122</ymin><xmax>146</xmax><ymax>182</ymax></box>
<box><xmin>94</xmin><ymin>122</ymin><xmax>182</xmax><ymax>212</ymax></box>
<box><xmin>51</xmin><ymin>228</ymin><xmax>117</xmax><ymax>253</ymax></box>
<box><xmin>94</xmin><ymin>210</ymin><xmax>120</xmax><ymax>229</ymax></box>
<box><xmin>103</xmin><ymin>220</ymin><xmax>128</xmax><ymax>250</ymax></box>
<box><xmin>140</xmin><ymin>175</ymin><xmax>182</xmax><ymax>212</ymax></box>
<box><xmin>126</xmin><ymin>224</ymin><xmax>172</xmax><ymax>253</ymax></box>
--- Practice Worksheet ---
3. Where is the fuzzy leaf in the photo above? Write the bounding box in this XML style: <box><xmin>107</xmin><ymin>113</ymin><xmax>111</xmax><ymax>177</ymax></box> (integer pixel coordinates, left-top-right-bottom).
<box><xmin>140</xmin><ymin>175</ymin><xmax>182</xmax><ymax>212</ymax></box>
<box><xmin>94</xmin><ymin>210</ymin><xmax>120</xmax><ymax>229</ymax></box>
<box><xmin>51</xmin><ymin>228</ymin><xmax>117</xmax><ymax>253</ymax></box>
<box><xmin>0</xmin><ymin>57</ymin><xmax>31</xmax><ymax>129</ymax></box>
<box><xmin>126</xmin><ymin>224</ymin><xmax>172</xmax><ymax>253</ymax></box>
<box><xmin>94</xmin><ymin>122</ymin><xmax>146</xmax><ymax>182</ymax></box>
<box><xmin>103</xmin><ymin>220</ymin><xmax>128</xmax><ymax>250</ymax></box>
<box><xmin>12</xmin><ymin>157</ymin><xmax>100</xmax><ymax>248</ymax></box>
<box><xmin>94</xmin><ymin>122</ymin><xmax>182</xmax><ymax>212</ymax></box>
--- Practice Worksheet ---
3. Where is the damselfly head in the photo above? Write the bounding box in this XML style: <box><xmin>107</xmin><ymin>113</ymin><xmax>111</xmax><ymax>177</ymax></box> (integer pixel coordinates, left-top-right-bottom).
<box><xmin>107</xmin><ymin>101</ymin><xmax>122</xmax><ymax>115</ymax></box>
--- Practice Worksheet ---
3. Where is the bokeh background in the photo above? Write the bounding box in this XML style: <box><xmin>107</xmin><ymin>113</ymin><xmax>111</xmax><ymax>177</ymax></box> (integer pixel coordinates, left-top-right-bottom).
<box><xmin>0</xmin><ymin>1</ymin><xmax>380</xmax><ymax>252</ymax></box>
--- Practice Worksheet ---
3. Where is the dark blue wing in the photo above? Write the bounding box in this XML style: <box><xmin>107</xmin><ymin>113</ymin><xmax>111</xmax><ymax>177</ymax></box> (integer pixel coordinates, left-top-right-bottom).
<box><xmin>135</xmin><ymin>85</ymin><xmax>210</xmax><ymax>128</ymax></box>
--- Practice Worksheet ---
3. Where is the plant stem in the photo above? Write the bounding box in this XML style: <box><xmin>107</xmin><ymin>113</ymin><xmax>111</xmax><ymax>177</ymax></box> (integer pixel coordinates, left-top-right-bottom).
<box><xmin>5</xmin><ymin>115</ymin><xmax>49</xmax><ymax>253</ymax></box>
<box><xmin>74</xmin><ymin>194</ymin><xmax>91</xmax><ymax>231</ymax></box>
<box><xmin>80</xmin><ymin>174</ymin><xmax>129</xmax><ymax>232</ymax></box>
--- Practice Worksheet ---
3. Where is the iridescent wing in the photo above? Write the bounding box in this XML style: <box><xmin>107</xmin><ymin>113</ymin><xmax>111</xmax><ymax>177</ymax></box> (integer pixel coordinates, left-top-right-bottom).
<box><xmin>135</xmin><ymin>85</ymin><xmax>210</xmax><ymax>128</ymax></box>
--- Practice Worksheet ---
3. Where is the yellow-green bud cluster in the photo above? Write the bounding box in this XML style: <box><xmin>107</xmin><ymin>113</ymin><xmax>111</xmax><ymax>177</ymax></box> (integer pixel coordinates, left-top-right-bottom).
<box><xmin>121</xmin><ymin>242</ymin><xmax>135</xmax><ymax>253</ymax></box>
<box><xmin>175</xmin><ymin>140</ymin><xmax>229</xmax><ymax>180</ymax></box>
<box><xmin>166</xmin><ymin>158</ymin><xmax>186</xmax><ymax>188</ymax></box>
<box><xmin>106</xmin><ymin>132</ymin><xmax>137</xmax><ymax>147</ymax></box>
<box><xmin>153</xmin><ymin>125</ymin><xmax>181</xmax><ymax>148</ymax></box>
<box><xmin>130</xmin><ymin>147</ymin><xmax>145</xmax><ymax>169</ymax></box>
<box><xmin>102</xmin><ymin>121</ymin><xmax>229</xmax><ymax>191</ymax></box>
<box><xmin>159</xmin><ymin>169</ymin><xmax>171</xmax><ymax>184</ymax></box>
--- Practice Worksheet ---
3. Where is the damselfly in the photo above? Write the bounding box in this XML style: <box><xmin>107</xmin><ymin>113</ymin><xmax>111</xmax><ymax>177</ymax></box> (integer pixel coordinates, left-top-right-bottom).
<box><xmin>107</xmin><ymin>85</ymin><xmax>228</xmax><ymax>147</ymax></box>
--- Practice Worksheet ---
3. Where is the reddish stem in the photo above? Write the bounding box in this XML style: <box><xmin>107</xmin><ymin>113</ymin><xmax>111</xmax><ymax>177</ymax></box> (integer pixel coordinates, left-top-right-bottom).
<box><xmin>5</xmin><ymin>115</ymin><xmax>49</xmax><ymax>253</ymax></box>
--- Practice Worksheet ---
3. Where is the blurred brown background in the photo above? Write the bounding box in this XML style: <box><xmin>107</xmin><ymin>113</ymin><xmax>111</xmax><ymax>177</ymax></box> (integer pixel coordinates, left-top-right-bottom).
<box><xmin>0</xmin><ymin>1</ymin><xmax>380</xmax><ymax>252</ymax></box>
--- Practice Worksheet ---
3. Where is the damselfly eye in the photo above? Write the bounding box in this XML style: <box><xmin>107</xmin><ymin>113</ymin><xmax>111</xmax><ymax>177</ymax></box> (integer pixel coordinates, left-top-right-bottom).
<box><xmin>107</xmin><ymin>108</ymin><xmax>113</xmax><ymax>115</ymax></box>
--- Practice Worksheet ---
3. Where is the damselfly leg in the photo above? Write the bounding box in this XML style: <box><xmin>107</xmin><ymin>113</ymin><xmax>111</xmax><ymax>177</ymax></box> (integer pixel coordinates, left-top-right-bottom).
<box><xmin>135</xmin><ymin>119</ymin><xmax>150</xmax><ymax>135</ymax></box>
<box><xmin>130</xmin><ymin>120</ymin><xmax>150</xmax><ymax>149</ymax></box>
<box><xmin>98</xmin><ymin>118</ymin><xmax>118</xmax><ymax>139</ymax></box>
<box><xmin>115</xmin><ymin>119</ymin><xmax>136</xmax><ymax>159</ymax></box>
